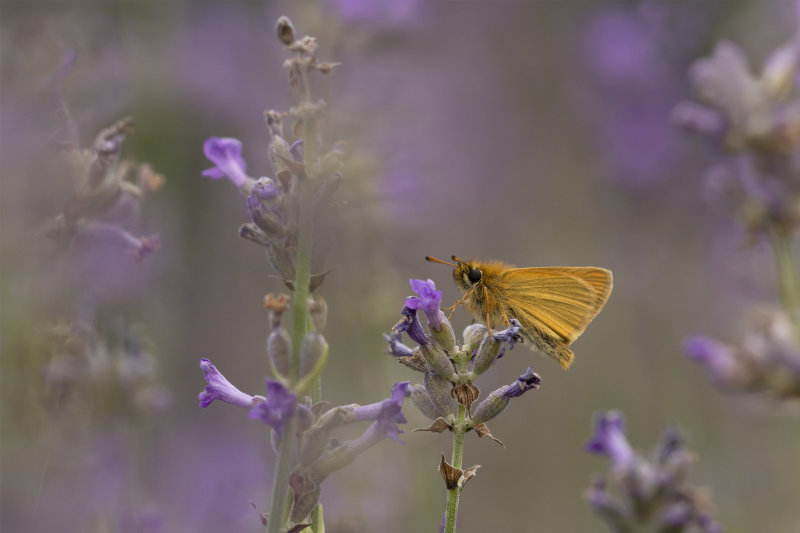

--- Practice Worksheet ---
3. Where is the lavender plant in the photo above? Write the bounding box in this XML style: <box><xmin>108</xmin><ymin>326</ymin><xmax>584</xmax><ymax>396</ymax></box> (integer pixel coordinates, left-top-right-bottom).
<box><xmin>196</xmin><ymin>17</ymin><xmax>408</xmax><ymax>533</ymax></box>
<box><xmin>584</xmin><ymin>411</ymin><xmax>722</xmax><ymax>533</ymax></box>
<box><xmin>673</xmin><ymin>35</ymin><xmax>800</xmax><ymax>398</ymax></box>
<box><xmin>35</xmin><ymin>51</ymin><xmax>169</xmax><ymax>528</ymax></box>
<box><xmin>384</xmin><ymin>278</ymin><xmax>541</xmax><ymax>533</ymax></box>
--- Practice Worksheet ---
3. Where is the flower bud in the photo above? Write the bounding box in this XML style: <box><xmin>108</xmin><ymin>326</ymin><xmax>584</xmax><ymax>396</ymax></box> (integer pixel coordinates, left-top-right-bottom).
<box><xmin>470</xmin><ymin>367</ymin><xmax>540</xmax><ymax>425</ymax></box>
<box><xmin>430</xmin><ymin>315</ymin><xmax>457</xmax><ymax>354</ymax></box>
<box><xmin>266</xmin><ymin>243</ymin><xmax>296</xmax><ymax>282</ymax></box>
<box><xmin>267</xmin><ymin>327</ymin><xmax>291</xmax><ymax>379</ymax></box>
<box><xmin>462</xmin><ymin>324</ymin><xmax>487</xmax><ymax>353</ymax></box>
<box><xmin>419</xmin><ymin>343</ymin><xmax>456</xmax><ymax>381</ymax></box>
<box><xmin>267</xmin><ymin>133</ymin><xmax>294</xmax><ymax>184</ymax></box>
<box><xmin>424</xmin><ymin>371</ymin><xmax>455</xmax><ymax>419</ymax></box>
<box><xmin>409</xmin><ymin>384</ymin><xmax>440</xmax><ymax>420</ymax></box>
<box><xmin>300</xmin><ymin>332</ymin><xmax>328</xmax><ymax>381</ymax></box>
<box><xmin>275</xmin><ymin>16</ymin><xmax>295</xmax><ymax>46</ymax></box>
<box><xmin>308</xmin><ymin>297</ymin><xmax>327</xmax><ymax>332</ymax></box>
<box><xmin>472</xmin><ymin>335</ymin><xmax>502</xmax><ymax>376</ymax></box>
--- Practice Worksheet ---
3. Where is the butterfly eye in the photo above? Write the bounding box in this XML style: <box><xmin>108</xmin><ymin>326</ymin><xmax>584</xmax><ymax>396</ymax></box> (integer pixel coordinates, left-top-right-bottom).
<box><xmin>467</xmin><ymin>268</ymin><xmax>482</xmax><ymax>283</ymax></box>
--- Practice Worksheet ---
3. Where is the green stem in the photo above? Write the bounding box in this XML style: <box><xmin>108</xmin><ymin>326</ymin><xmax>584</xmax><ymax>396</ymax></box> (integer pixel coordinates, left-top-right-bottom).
<box><xmin>265</xmin><ymin>415</ymin><xmax>298</xmax><ymax>533</ymax></box>
<box><xmin>769</xmin><ymin>226</ymin><xmax>800</xmax><ymax>327</ymax></box>
<box><xmin>444</xmin><ymin>404</ymin><xmax>467</xmax><ymax>533</ymax></box>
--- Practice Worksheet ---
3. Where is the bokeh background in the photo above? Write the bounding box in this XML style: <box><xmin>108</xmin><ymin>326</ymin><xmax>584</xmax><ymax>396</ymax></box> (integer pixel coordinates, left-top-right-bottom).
<box><xmin>2</xmin><ymin>1</ymin><xmax>800</xmax><ymax>532</ymax></box>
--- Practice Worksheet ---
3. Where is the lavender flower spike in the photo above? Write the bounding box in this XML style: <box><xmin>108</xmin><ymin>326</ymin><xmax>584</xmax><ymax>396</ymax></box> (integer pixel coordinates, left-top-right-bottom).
<box><xmin>201</xmin><ymin>137</ymin><xmax>249</xmax><ymax>188</ymax></box>
<box><xmin>198</xmin><ymin>358</ymin><xmax>255</xmax><ymax>408</ymax></box>
<box><xmin>585</xmin><ymin>411</ymin><xmax>635</xmax><ymax>471</ymax></box>
<box><xmin>405</xmin><ymin>278</ymin><xmax>444</xmax><ymax>331</ymax></box>
<box><xmin>352</xmin><ymin>381</ymin><xmax>410</xmax><ymax>443</ymax></box>
<box><xmin>249</xmin><ymin>379</ymin><xmax>297</xmax><ymax>436</ymax></box>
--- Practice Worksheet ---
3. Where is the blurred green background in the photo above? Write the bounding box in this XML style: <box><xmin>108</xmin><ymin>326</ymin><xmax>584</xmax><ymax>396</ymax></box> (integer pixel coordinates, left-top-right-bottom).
<box><xmin>2</xmin><ymin>1</ymin><xmax>799</xmax><ymax>532</ymax></box>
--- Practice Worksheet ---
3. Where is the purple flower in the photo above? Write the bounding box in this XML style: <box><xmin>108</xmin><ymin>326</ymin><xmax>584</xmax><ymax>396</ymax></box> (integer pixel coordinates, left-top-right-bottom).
<box><xmin>585</xmin><ymin>411</ymin><xmax>635</xmax><ymax>471</ymax></box>
<box><xmin>201</xmin><ymin>137</ymin><xmax>249</xmax><ymax>188</ymax></box>
<box><xmin>405</xmin><ymin>278</ymin><xmax>444</xmax><ymax>331</ymax></box>
<box><xmin>493</xmin><ymin>319</ymin><xmax>524</xmax><ymax>350</ymax></box>
<box><xmin>383</xmin><ymin>333</ymin><xmax>415</xmax><ymax>357</ymax></box>
<box><xmin>249</xmin><ymin>379</ymin><xmax>297</xmax><ymax>435</ymax></box>
<box><xmin>352</xmin><ymin>381</ymin><xmax>410</xmax><ymax>443</ymax></box>
<box><xmin>470</xmin><ymin>368</ymin><xmax>541</xmax><ymax>424</ymax></box>
<box><xmin>198</xmin><ymin>358</ymin><xmax>255</xmax><ymax>408</ymax></box>
<box><xmin>394</xmin><ymin>306</ymin><xmax>429</xmax><ymax>346</ymax></box>
<box><xmin>502</xmin><ymin>367</ymin><xmax>542</xmax><ymax>399</ymax></box>
<box><xmin>684</xmin><ymin>335</ymin><xmax>740</xmax><ymax>385</ymax></box>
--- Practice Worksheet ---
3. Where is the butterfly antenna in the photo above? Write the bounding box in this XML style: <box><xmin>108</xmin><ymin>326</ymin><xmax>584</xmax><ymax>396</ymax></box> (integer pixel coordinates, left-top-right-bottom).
<box><xmin>425</xmin><ymin>256</ymin><xmax>457</xmax><ymax>267</ymax></box>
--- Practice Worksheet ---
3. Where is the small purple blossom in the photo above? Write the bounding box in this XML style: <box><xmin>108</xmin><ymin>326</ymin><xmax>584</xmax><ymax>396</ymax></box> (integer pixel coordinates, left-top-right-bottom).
<box><xmin>383</xmin><ymin>333</ymin><xmax>415</xmax><ymax>357</ymax></box>
<box><xmin>405</xmin><ymin>278</ymin><xmax>444</xmax><ymax>331</ymax></box>
<box><xmin>585</xmin><ymin>411</ymin><xmax>635</xmax><ymax>470</ymax></box>
<box><xmin>502</xmin><ymin>367</ymin><xmax>542</xmax><ymax>399</ymax></box>
<box><xmin>249</xmin><ymin>379</ymin><xmax>297</xmax><ymax>435</ymax></box>
<box><xmin>394</xmin><ymin>306</ymin><xmax>429</xmax><ymax>346</ymax></box>
<box><xmin>684</xmin><ymin>335</ymin><xmax>740</xmax><ymax>385</ymax></box>
<box><xmin>352</xmin><ymin>381</ymin><xmax>410</xmax><ymax>443</ymax></box>
<box><xmin>201</xmin><ymin>137</ymin><xmax>249</xmax><ymax>188</ymax></box>
<box><xmin>289</xmin><ymin>139</ymin><xmax>304</xmax><ymax>160</ymax></box>
<box><xmin>493</xmin><ymin>319</ymin><xmax>523</xmax><ymax>349</ymax></box>
<box><xmin>198</xmin><ymin>358</ymin><xmax>255</xmax><ymax>408</ymax></box>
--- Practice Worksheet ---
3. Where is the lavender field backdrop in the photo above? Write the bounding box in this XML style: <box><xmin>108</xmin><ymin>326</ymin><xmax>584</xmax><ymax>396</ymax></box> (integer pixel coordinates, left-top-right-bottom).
<box><xmin>2</xmin><ymin>2</ymin><xmax>799</xmax><ymax>532</ymax></box>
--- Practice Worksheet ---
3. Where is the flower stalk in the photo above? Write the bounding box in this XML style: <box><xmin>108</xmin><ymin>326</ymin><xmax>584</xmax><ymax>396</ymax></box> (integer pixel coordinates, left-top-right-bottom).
<box><xmin>444</xmin><ymin>403</ymin><xmax>466</xmax><ymax>533</ymax></box>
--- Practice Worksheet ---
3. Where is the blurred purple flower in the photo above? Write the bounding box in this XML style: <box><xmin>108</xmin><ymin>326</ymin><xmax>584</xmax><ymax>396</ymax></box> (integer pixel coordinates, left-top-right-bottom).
<box><xmin>579</xmin><ymin>9</ymin><xmax>685</xmax><ymax>187</ymax></box>
<box><xmin>585</xmin><ymin>411</ymin><xmax>635</xmax><ymax>471</ymax></box>
<box><xmin>352</xmin><ymin>381</ymin><xmax>410</xmax><ymax>443</ymax></box>
<box><xmin>249</xmin><ymin>380</ymin><xmax>297</xmax><ymax>435</ymax></box>
<box><xmin>201</xmin><ymin>137</ymin><xmax>249</xmax><ymax>188</ymax></box>
<box><xmin>684</xmin><ymin>335</ymin><xmax>741</xmax><ymax>385</ymax></box>
<box><xmin>198</xmin><ymin>358</ymin><xmax>255</xmax><ymax>408</ymax></box>
<box><xmin>330</xmin><ymin>0</ymin><xmax>423</xmax><ymax>25</ymax></box>
<box><xmin>405</xmin><ymin>278</ymin><xmax>444</xmax><ymax>331</ymax></box>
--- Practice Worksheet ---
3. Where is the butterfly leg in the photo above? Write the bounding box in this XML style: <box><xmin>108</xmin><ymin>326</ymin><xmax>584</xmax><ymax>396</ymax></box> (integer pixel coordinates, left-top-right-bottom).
<box><xmin>500</xmin><ymin>308</ymin><xmax>512</xmax><ymax>327</ymax></box>
<box><xmin>443</xmin><ymin>294</ymin><xmax>468</xmax><ymax>320</ymax></box>
<box><xmin>483</xmin><ymin>285</ymin><xmax>493</xmax><ymax>335</ymax></box>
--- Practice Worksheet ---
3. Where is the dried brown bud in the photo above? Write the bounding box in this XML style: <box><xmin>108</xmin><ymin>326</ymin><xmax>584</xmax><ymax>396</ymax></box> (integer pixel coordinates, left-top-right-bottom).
<box><xmin>314</xmin><ymin>61</ymin><xmax>342</xmax><ymax>75</ymax></box>
<box><xmin>451</xmin><ymin>383</ymin><xmax>480</xmax><ymax>412</ymax></box>
<box><xmin>472</xmin><ymin>423</ymin><xmax>504</xmax><ymax>447</ymax></box>
<box><xmin>413</xmin><ymin>417</ymin><xmax>452</xmax><ymax>433</ymax></box>
<box><xmin>439</xmin><ymin>454</ymin><xmax>461</xmax><ymax>490</ymax></box>
<box><xmin>460</xmin><ymin>464</ymin><xmax>481</xmax><ymax>487</ymax></box>
<box><xmin>275</xmin><ymin>16</ymin><xmax>295</xmax><ymax>46</ymax></box>
<box><xmin>264</xmin><ymin>292</ymin><xmax>291</xmax><ymax>314</ymax></box>
<box><xmin>289</xmin><ymin>36</ymin><xmax>318</xmax><ymax>55</ymax></box>
<box><xmin>289</xmin><ymin>472</ymin><xmax>319</xmax><ymax>523</ymax></box>
<box><xmin>397</xmin><ymin>350</ymin><xmax>428</xmax><ymax>373</ymax></box>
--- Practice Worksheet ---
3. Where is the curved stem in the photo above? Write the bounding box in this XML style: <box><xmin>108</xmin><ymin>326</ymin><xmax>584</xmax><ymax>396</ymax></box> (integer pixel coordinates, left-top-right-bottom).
<box><xmin>444</xmin><ymin>404</ymin><xmax>467</xmax><ymax>533</ymax></box>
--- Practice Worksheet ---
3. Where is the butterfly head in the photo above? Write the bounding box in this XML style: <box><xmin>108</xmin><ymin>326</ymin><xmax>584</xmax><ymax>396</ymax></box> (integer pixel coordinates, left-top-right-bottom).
<box><xmin>425</xmin><ymin>255</ymin><xmax>483</xmax><ymax>293</ymax></box>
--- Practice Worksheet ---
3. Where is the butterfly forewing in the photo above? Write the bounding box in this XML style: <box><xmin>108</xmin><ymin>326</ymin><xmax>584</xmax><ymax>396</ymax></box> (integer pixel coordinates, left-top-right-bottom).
<box><xmin>501</xmin><ymin>267</ymin><xmax>612</xmax><ymax>343</ymax></box>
